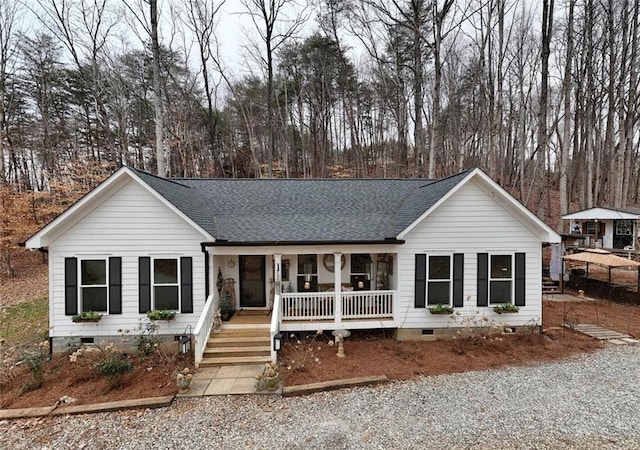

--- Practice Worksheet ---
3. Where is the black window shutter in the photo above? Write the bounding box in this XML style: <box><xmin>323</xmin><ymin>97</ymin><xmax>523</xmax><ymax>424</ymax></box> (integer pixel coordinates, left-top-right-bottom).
<box><xmin>477</xmin><ymin>253</ymin><xmax>488</xmax><ymax>307</ymax></box>
<box><xmin>65</xmin><ymin>257</ymin><xmax>78</xmax><ymax>315</ymax></box>
<box><xmin>109</xmin><ymin>257</ymin><xmax>122</xmax><ymax>314</ymax></box>
<box><xmin>181</xmin><ymin>257</ymin><xmax>193</xmax><ymax>313</ymax></box>
<box><xmin>139</xmin><ymin>257</ymin><xmax>151</xmax><ymax>313</ymax></box>
<box><xmin>414</xmin><ymin>254</ymin><xmax>426</xmax><ymax>308</ymax></box>
<box><xmin>515</xmin><ymin>253</ymin><xmax>526</xmax><ymax>306</ymax></box>
<box><xmin>453</xmin><ymin>253</ymin><xmax>464</xmax><ymax>307</ymax></box>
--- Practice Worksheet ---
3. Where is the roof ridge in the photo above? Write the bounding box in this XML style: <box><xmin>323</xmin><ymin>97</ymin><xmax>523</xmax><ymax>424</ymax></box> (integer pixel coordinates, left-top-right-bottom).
<box><xmin>173</xmin><ymin>177</ymin><xmax>436</xmax><ymax>181</ymax></box>
<box><xmin>128</xmin><ymin>166</ymin><xmax>193</xmax><ymax>189</ymax></box>
<box><xmin>414</xmin><ymin>168</ymin><xmax>473</xmax><ymax>189</ymax></box>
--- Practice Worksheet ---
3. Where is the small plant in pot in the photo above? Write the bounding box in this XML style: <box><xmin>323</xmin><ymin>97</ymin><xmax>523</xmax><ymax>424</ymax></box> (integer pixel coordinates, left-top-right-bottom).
<box><xmin>146</xmin><ymin>309</ymin><xmax>176</xmax><ymax>321</ymax></box>
<box><xmin>429</xmin><ymin>304</ymin><xmax>454</xmax><ymax>315</ymax></box>
<box><xmin>175</xmin><ymin>367</ymin><xmax>193</xmax><ymax>393</ymax></box>
<box><xmin>493</xmin><ymin>303</ymin><xmax>520</xmax><ymax>314</ymax></box>
<box><xmin>255</xmin><ymin>362</ymin><xmax>279</xmax><ymax>392</ymax></box>
<box><xmin>72</xmin><ymin>311</ymin><xmax>103</xmax><ymax>322</ymax></box>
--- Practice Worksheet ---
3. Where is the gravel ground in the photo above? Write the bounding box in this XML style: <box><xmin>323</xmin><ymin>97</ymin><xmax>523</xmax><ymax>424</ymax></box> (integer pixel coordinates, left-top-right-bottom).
<box><xmin>2</xmin><ymin>345</ymin><xmax>640</xmax><ymax>449</ymax></box>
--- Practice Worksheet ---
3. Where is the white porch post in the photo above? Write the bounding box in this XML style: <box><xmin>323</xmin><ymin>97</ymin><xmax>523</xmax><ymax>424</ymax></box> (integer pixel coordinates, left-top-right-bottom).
<box><xmin>334</xmin><ymin>252</ymin><xmax>342</xmax><ymax>325</ymax></box>
<box><xmin>274</xmin><ymin>253</ymin><xmax>282</xmax><ymax>296</ymax></box>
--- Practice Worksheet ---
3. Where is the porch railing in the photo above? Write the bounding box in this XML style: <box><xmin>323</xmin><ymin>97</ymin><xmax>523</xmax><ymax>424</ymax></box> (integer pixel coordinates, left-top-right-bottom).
<box><xmin>341</xmin><ymin>290</ymin><xmax>394</xmax><ymax>319</ymax></box>
<box><xmin>281</xmin><ymin>290</ymin><xmax>394</xmax><ymax>322</ymax></box>
<box><xmin>282</xmin><ymin>292</ymin><xmax>335</xmax><ymax>321</ymax></box>
<box><xmin>193</xmin><ymin>293</ymin><xmax>219</xmax><ymax>368</ymax></box>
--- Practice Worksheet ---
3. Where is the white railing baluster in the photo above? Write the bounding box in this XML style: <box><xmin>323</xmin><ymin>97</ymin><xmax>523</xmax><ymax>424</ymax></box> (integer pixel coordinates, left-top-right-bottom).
<box><xmin>193</xmin><ymin>293</ymin><xmax>219</xmax><ymax>368</ymax></box>
<box><xmin>281</xmin><ymin>290</ymin><xmax>395</xmax><ymax>321</ymax></box>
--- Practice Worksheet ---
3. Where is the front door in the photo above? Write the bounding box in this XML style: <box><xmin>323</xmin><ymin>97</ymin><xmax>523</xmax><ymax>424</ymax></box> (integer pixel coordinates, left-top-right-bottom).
<box><xmin>239</xmin><ymin>255</ymin><xmax>266</xmax><ymax>308</ymax></box>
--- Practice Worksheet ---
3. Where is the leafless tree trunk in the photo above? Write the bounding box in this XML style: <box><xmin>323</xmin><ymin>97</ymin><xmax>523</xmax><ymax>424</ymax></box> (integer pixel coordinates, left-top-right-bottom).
<box><xmin>242</xmin><ymin>0</ymin><xmax>308</xmax><ymax>178</ymax></box>
<box><xmin>0</xmin><ymin>0</ymin><xmax>21</xmax><ymax>186</ymax></box>
<box><xmin>428</xmin><ymin>0</ymin><xmax>454</xmax><ymax>179</ymax></box>
<box><xmin>183</xmin><ymin>0</ymin><xmax>225</xmax><ymax>176</ymax></box>
<box><xmin>39</xmin><ymin>0</ymin><xmax>118</xmax><ymax>164</ymax></box>
<box><xmin>559</xmin><ymin>0</ymin><xmax>575</xmax><ymax>227</ymax></box>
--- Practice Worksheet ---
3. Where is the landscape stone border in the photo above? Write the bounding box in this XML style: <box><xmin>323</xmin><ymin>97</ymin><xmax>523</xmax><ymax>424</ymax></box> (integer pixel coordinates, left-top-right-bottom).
<box><xmin>0</xmin><ymin>395</ymin><xmax>174</xmax><ymax>421</ymax></box>
<box><xmin>1</xmin><ymin>376</ymin><xmax>390</xmax><ymax>420</ymax></box>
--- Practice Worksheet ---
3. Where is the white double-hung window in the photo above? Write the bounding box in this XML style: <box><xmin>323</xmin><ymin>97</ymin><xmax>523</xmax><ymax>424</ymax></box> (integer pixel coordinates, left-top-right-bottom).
<box><xmin>153</xmin><ymin>258</ymin><xmax>180</xmax><ymax>310</ymax></box>
<box><xmin>489</xmin><ymin>254</ymin><xmax>512</xmax><ymax>304</ymax></box>
<box><xmin>80</xmin><ymin>259</ymin><xmax>108</xmax><ymax>313</ymax></box>
<box><xmin>427</xmin><ymin>255</ymin><xmax>452</xmax><ymax>305</ymax></box>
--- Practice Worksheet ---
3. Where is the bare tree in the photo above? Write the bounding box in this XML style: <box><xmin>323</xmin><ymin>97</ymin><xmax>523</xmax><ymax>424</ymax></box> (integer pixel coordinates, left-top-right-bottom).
<box><xmin>38</xmin><ymin>0</ymin><xmax>118</xmax><ymax>163</ymax></box>
<box><xmin>123</xmin><ymin>0</ymin><xmax>167</xmax><ymax>176</ymax></box>
<box><xmin>241</xmin><ymin>0</ymin><xmax>309</xmax><ymax>178</ymax></box>
<box><xmin>182</xmin><ymin>0</ymin><xmax>225</xmax><ymax>176</ymax></box>
<box><xmin>0</xmin><ymin>0</ymin><xmax>21</xmax><ymax>185</ymax></box>
<box><xmin>559</xmin><ymin>0</ymin><xmax>575</xmax><ymax>227</ymax></box>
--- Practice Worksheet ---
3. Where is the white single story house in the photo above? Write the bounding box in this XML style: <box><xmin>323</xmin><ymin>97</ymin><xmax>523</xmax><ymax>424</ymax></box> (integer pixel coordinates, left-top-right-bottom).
<box><xmin>24</xmin><ymin>166</ymin><xmax>560</xmax><ymax>365</ymax></box>
<box><xmin>563</xmin><ymin>207</ymin><xmax>640</xmax><ymax>250</ymax></box>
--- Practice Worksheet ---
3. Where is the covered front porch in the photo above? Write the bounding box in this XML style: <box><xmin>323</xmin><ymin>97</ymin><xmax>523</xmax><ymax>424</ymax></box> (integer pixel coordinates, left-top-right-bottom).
<box><xmin>194</xmin><ymin>249</ymin><xmax>399</xmax><ymax>366</ymax></box>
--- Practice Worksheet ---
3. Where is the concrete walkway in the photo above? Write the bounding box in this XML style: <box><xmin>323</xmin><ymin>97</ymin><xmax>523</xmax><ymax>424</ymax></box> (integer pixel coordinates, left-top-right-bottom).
<box><xmin>177</xmin><ymin>364</ymin><xmax>280</xmax><ymax>397</ymax></box>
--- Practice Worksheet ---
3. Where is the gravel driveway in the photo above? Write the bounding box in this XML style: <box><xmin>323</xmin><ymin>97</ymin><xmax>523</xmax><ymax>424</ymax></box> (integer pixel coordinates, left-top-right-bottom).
<box><xmin>2</xmin><ymin>345</ymin><xmax>640</xmax><ymax>449</ymax></box>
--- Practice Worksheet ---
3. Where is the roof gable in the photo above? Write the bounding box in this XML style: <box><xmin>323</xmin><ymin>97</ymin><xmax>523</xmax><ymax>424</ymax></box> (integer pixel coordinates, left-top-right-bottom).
<box><xmin>24</xmin><ymin>167</ymin><xmax>213</xmax><ymax>249</ymax></box>
<box><xmin>397</xmin><ymin>168</ymin><xmax>561</xmax><ymax>243</ymax></box>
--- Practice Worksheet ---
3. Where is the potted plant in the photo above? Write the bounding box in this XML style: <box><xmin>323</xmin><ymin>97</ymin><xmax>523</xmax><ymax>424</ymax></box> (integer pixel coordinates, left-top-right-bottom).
<box><xmin>72</xmin><ymin>311</ymin><xmax>102</xmax><ymax>322</ymax></box>
<box><xmin>220</xmin><ymin>291</ymin><xmax>235</xmax><ymax>321</ymax></box>
<box><xmin>175</xmin><ymin>367</ymin><xmax>193</xmax><ymax>393</ymax></box>
<box><xmin>255</xmin><ymin>362</ymin><xmax>279</xmax><ymax>392</ymax></box>
<box><xmin>493</xmin><ymin>303</ymin><xmax>520</xmax><ymax>314</ymax></box>
<box><xmin>429</xmin><ymin>304</ymin><xmax>454</xmax><ymax>315</ymax></box>
<box><xmin>147</xmin><ymin>309</ymin><xmax>177</xmax><ymax>321</ymax></box>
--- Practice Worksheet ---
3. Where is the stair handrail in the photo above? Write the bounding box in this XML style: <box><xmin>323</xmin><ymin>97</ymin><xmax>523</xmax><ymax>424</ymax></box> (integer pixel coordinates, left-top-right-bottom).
<box><xmin>194</xmin><ymin>293</ymin><xmax>219</xmax><ymax>368</ymax></box>
<box><xmin>270</xmin><ymin>292</ymin><xmax>282</xmax><ymax>363</ymax></box>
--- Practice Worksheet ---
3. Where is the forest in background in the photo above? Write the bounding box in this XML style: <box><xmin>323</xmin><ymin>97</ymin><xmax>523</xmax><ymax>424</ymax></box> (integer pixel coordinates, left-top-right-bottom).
<box><xmin>0</xmin><ymin>0</ymin><xmax>639</xmax><ymax>278</ymax></box>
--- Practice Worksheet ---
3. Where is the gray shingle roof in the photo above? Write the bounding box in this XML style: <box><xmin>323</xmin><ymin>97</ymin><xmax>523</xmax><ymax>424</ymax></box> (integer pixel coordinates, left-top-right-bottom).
<box><xmin>130</xmin><ymin>168</ymin><xmax>473</xmax><ymax>243</ymax></box>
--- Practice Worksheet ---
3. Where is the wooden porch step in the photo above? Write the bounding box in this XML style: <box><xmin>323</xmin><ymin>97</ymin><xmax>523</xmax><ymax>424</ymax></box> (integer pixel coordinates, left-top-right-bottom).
<box><xmin>211</xmin><ymin>327</ymin><xmax>270</xmax><ymax>338</ymax></box>
<box><xmin>199</xmin><ymin>355</ymin><xmax>272</xmax><ymax>367</ymax></box>
<box><xmin>207</xmin><ymin>336</ymin><xmax>270</xmax><ymax>346</ymax></box>
<box><xmin>204</xmin><ymin>345</ymin><xmax>271</xmax><ymax>357</ymax></box>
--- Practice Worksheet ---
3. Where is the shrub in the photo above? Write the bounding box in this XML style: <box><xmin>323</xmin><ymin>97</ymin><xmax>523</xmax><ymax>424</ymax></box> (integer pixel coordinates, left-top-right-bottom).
<box><xmin>135</xmin><ymin>320</ymin><xmax>162</xmax><ymax>357</ymax></box>
<box><xmin>21</xmin><ymin>353</ymin><xmax>44</xmax><ymax>392</ymax></box>
<box><xmin>20</xmin><ymin>341</ymin><xmax>49</xmax><ymax>393</ymax></box>
<box><xmin>94</xmin><ymin>344</ymin><xmax>133</xmax><ymax>389</ymax></box>
<box><xmin>448</xmin><ymin>310</ymin><xmax>504</xmax><ymax>354</ymax></box>
<box><xmin>282</xmin><ymin>330</ymin><xmax>327</xmax><ymax>372</ymax></box>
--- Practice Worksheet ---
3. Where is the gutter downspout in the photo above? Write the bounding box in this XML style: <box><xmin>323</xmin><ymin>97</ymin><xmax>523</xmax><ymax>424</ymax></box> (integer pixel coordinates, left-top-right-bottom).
<box><xmin>201</xmin><ymin>243</ymin><xmax>210</xmax><ymax>299</ymax></box>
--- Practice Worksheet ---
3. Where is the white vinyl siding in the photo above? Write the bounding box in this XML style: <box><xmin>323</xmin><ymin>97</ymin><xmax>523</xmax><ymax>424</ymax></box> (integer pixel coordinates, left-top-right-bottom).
<box><xmin>396</xmin><ymin>179</ymin><xmax>543</xmax><ymax>328</ymax></box>
<box><xmin>48</xmin><ymin>180</ymin><xmax>207</xmax><ymax>338</ymax></box>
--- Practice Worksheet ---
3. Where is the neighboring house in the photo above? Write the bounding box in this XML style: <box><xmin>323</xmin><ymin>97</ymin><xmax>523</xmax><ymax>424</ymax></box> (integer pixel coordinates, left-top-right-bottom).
<box><xmin>562</xmin><ymin>207</ymin><xmax>640</xmax><ymax>250</ymax></box>
<box><xmin>24</xmin><ymin>166</ymin><xmax>560</xmax><ymax>365</ymax></box>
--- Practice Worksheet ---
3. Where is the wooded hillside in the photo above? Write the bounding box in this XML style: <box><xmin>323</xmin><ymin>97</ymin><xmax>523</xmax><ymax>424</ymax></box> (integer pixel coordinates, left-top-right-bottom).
<box><xmin>1</xmin><ymin>1</ymin><xmax>638</xmax><ymax>277</ymax></box>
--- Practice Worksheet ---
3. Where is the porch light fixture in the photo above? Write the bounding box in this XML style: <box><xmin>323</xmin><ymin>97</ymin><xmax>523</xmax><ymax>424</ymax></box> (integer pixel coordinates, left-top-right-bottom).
<box><xmin>357</xmin><ymin>279</ymin><xmax>364</xmax><ymax>289</ymax></box>
<box><xmin>304</xmin><ymin>281</ymin><xmax>311</xmax><ymax>289</ymax></box>
<box><xmin>273</xmin><ymin>332</ymin><xmax>283</xmax><ymax>351</ymax></box>
<box><xmin>178</xmin><ymin>325</ymin><xmax>192</xmax><ymax>355</ymax></box>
